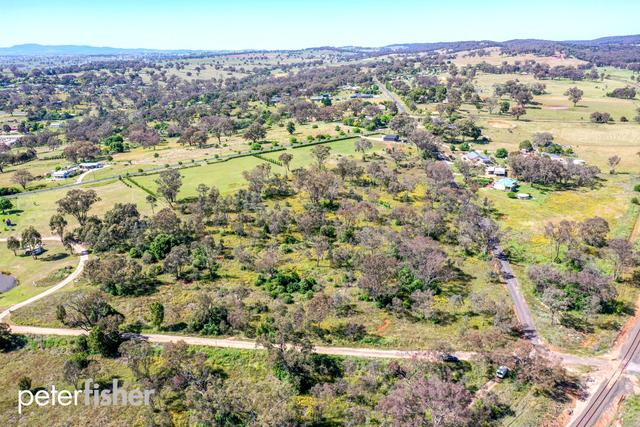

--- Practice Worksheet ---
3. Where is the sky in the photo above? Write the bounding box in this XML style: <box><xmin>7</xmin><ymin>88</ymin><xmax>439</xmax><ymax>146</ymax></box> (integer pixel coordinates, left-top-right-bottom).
<box><xmin>2</xmin><ymin>0</ymin><xmax>639</xmax><ymax>50</ymax></box>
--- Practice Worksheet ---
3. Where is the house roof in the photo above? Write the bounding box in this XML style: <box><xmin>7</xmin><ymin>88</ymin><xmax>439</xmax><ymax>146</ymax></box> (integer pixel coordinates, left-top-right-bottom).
<box><xmin>496</xmin><ymin>178</ymin><xmax>517</xmax><ymax>186</ymax></box>
<box><xmin>465</xmin><ymin>151</ymin><xmax>490</xmax><ymax>161</ymax></box>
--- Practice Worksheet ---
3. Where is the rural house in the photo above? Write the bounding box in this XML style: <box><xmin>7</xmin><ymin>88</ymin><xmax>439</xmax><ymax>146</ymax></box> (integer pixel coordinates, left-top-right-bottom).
<box><xmin>462</xmin><ymin>150</ymin><xmax>492</xmax><ymax>165</ymax></box>
<box><xmin>493</xmin><ymin>177</ymin><xmax>518</xmax><ymax>191</ymax></box>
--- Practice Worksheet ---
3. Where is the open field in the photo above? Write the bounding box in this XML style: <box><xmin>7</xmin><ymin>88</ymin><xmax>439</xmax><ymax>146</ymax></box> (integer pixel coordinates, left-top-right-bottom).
<box><xmin>408</xmin><ymin>70</ymin><xmax>639</xmax><ymax>128</ymax></box>
<box><xmin>453</xmin><ymin>48</ymin><xmax>588</xmax><ymax>67</ymax></box>
<box><xmin>0</xmin><ymin>121</ymin><xmax>362</xmax><ymax>193</ymax></box>
<box><xmin>618</xmin><ymin>394</ymin><xmax>640</xmax><ymax>426</ymax></box>
<box><xmin>133</xmin><ymin>137</ymin><xmax>385</xmax><ymax>197</ymax></box>
<box><xmin>470</xmin><ymin>72</ymin><xmax>639</xmax><ymax>122</ymax></box>
<box><xmin>475</xmin><ymin>119</ymin><xmax>640</xmax><ymax>172</ymax></box>
<box><xmin>0</xmin><ymin>179</ymin><xmax>162</xmax><ymax>236</ymax></box>
<box><xmin>481</xmin><ymin>174</ymin><xmax>638</xmax><ymax>261</ymax></box>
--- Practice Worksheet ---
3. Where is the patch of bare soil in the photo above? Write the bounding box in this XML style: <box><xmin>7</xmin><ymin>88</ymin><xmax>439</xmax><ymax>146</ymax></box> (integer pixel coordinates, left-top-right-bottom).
<box><xmin>376</xmin><ymin>318</ymin><xmax>390</xmax><ymax>333</ymax></box>
<box><xmin>487</xmin><ymin>119</ymin><xmax>516</xmax><ymax>129</ymax></box>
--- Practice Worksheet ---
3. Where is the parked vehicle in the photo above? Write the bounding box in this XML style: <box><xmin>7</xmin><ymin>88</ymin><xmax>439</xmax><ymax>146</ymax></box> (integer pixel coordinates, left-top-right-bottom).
<box><xmin>496</xmin><ymin>366</ymin><xmax>509</xmax><ymax>379</ymax></box>
<box><xmin>24</xmin><ymin>246</ymin><xmax>44</xmax><ymax>256</ymax></box>
<box><xmin>440</xmin><ymin>354</ymin><xmax>460</xmax><ymax>363</ymax></box>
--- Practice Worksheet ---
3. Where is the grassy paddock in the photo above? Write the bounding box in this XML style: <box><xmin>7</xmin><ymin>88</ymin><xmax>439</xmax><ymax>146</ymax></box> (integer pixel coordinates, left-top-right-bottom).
<box><xmin>0</xmin><ymin>240</ymin><xmax>78</xmax><ymax>311</ymax></box>
<box><xmin>0</xmin><ymin>179</ymin><xmax>162</xmax><ymax>236</ymax></box>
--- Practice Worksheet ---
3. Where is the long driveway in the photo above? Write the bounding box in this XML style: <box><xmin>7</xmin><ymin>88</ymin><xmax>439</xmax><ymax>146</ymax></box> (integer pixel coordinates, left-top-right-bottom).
<box><xmin>493</xmin><ymin>245</ymin><xmax>540</xmax><ymax>345</ymax></box>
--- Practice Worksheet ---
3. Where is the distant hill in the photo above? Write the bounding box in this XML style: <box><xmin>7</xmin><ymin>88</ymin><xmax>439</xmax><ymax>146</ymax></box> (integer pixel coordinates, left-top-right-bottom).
<box><xmin>0</xmin><ymin>43</ymin><xmax>219</xmax><ymax>56</ymax></box>
<box><xmin>1</xmin><ymin>35</ymin><xmax>639</xmax><ymax>60</ymax></box>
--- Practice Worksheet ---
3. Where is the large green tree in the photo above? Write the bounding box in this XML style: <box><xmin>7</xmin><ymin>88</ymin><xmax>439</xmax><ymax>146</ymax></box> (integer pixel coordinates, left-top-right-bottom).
<box><xmin>56</xmin><ymin>189</ymin><xmax>100</xmax><ymax>226</ymax></box>
<box><xmin>155</xmin><ymin>169</ymin><xmax>182</xmax><ymax>207</ymax></box>
<box><xmin>21</xmin><ymin>226</ymin><xmax>42</xmax><ymax>259</ymax></box>
<box><xmin>49</xmin><ymin>214</ymin><xmax>67</xmax><ymax>241</ymax></box>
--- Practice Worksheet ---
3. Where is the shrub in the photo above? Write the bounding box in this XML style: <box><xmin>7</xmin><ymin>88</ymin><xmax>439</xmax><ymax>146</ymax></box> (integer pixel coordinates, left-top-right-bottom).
<box><xmin>507</xmin><ymin>192</ymin><xmax>517</xmax><ymax>199</ymax></box>
<box><xmin>607</xmin><ymin>87</ymin><xmax>637</xmax><ymax>99</ymax></box>
<box><xmin>18</xmin><ymin>376</ymin><xmax>32</xmax><ymax>391</ymax></box>
<box><xmin>0</xmin><ymin>187</ymin><xmax>20</xmax><ymax>196</ymax></box>
<box><xmin>634</xmin><ymin>184</ymin><xmax>640</xmax><ymax>192</ymax></box>
<box><xmin>495</xmin><ymin>148</ymin><xmax>508</xmax><ymax>158</ymax></box>
<box><xmin>255</xmin><ymin>270</ymin><xmax>317</xmax><ymax>302</ymax></box>
<box><xmin>519</xmin><ymin>140</ymin><xmax>533</xmax><ymax>151</ymax></box>
<box><xmin>590</xmin><ymin>112</ymin><xmax>611</xmax><ymax>123</ymax></box>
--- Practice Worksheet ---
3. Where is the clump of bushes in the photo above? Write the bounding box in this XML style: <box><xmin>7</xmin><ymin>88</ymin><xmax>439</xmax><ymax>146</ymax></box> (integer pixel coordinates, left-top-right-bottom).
<box><xmin>255</xmin><ymin>270</ymin><xmax>318</xmax><ymax>302</ymax></box>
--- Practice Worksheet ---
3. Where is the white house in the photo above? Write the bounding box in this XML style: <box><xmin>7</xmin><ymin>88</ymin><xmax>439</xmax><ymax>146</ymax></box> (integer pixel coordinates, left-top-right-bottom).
<box><xmin>487</xmin><ymin>166</ymin><xmax>507</xmax><ymax>176</ymax></box>
<box><xmin>52</xmin><ymin>167</ymin><xmax>80</xmax><ymax>179</ymax></box>
<box><xmin>79</xmin><ymin>162</ymin><xmax>104</xmax><ymax>170</ymax></box>
<box><xmin>493</xmin><ymin>177</ymin><xmax>518</xmax><ymax>191</ymax></box>
<box><xmin>494</xmin><ymin>167</ymin><xmax>507</xmax><ymax>176</ymax></box>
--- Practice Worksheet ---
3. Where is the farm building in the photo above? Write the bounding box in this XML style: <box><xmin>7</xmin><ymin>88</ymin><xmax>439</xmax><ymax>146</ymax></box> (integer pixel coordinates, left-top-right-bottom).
<box><xmin>486</xmin><ymin>166</ymin><xmax>507</xmax><ymax>176</ymax></box>
<box><xmin>79</xmin><ymin>162</ymin><xmax>104</xmax><ymax>170</ymax></box>
<box><xmin>52</xmin><ymin>167</ymin><xmax>80</xmax><ymax>179</ymax></box>
<box><xmin>493</xmin><ymin>177</ymin><xmax>518</xmax><ymax>191</ymax></box>
<box><xmin>383</xmin><ymin>134</ymin><xmax>400</xmax><ymax>142</ymax></box>
<box><xmin>310</xmin><ymin>94</ymin><xmax>331</xmax><ymax>102</ymax></box>
<box><xmin>351</xmin><ymin>93</ymin><xmax>374</xmax><ymax>99</ymax></box>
